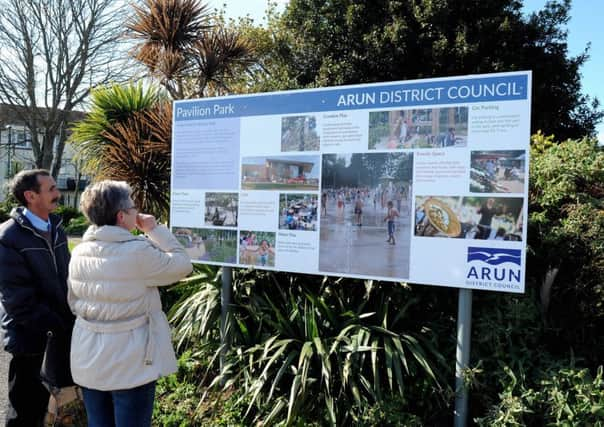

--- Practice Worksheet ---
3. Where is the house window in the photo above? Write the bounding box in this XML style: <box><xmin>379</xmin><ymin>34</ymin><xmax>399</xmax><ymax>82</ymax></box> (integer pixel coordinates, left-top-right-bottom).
<box><xmin>14</xmin><ymin>129</ymin><xmax>31</xmax><ymax>147</ymax></box>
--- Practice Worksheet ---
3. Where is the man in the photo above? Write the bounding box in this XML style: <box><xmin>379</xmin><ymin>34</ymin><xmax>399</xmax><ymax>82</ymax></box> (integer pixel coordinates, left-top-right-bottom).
<box><xmin>477</xmin><ymin>198</ymin><xmax>498</xmax><ymax>240</ymax></box>
<box><xmin>0</xmin><ymin>169</ymin><xmax>74</xmax><ymax>426</ymax></box>
<box><xmin>445</xmin><ymin>127</ymin><xmax>456</xmax><ymax>147</ymax></box>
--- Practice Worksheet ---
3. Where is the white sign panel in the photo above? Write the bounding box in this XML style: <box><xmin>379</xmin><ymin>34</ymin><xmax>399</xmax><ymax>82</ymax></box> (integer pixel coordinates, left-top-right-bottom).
<box><xmin>171</xmin><ymin>71</ymin><xmax>531</xmax><ymax>293</ymax></box>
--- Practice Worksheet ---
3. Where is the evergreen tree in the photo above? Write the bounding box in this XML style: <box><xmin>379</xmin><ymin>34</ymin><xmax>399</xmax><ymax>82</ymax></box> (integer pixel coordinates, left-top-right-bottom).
<box><xmin>248</xmin><ymin>0</ymin><xmax>602</xmax><ymax>140</ymax></box>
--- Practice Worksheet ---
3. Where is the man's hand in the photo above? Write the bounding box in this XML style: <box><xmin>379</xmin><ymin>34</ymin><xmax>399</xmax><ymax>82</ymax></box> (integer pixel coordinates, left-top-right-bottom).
<box><xmin>136</xmin><ymin>213</ymin><xmax>157</xmax><ymax>233</ymax></box>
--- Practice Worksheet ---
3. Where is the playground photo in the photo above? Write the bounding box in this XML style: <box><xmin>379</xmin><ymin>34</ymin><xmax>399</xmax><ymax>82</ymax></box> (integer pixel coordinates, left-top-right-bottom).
<box><xmin>368</xmin><ymin>106</ymin><xmax>468</xmax><ymax>149</ymax></box>
<box><xmin>281</xmin><ymin>115</ymin><xmax>320</xmax><ymax>152</ymax></box>
<box><xmin>319</xmin><ymin>152</ymin><xmax>413</xmax><ymax>278</ymax></box>
<box><xmin>241</xmin><ymin>155</ymin><xmax>320</xmax><ymax>191</ymax></box>
<box><xmin>279</xmin><ymin>193</ymin><xmax>318</xmax><ymax>231</ymax></box>
<box><xmin>173</xmin><ymin>227</ymin><xmax>237</xmax><ymax>263</ymax></box>
<box><xmin>204</xmin><ymin>192</ymin><xmax>238</xmax><ymax>226</ymax></box>
<box><xmin>239</xmin><ymin>230</ymin><xmax>276</xmax><ymax>267</ymax></box>
<box><xmin>470</xmin><ymin>150</ymin><xmax>526</xmax><ymax>193</ymax></box>
<box><xmin>415</xmin><ymin>195</ymin><xmax>524</xmax><ymax>240</ymax></box>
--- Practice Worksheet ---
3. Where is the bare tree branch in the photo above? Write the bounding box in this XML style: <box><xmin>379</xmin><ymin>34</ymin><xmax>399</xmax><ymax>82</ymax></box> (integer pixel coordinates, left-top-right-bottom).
<box><xmin>0</xmin><ymin>0</ymin><xmax>132</xmax><ymax>177</ymax></box>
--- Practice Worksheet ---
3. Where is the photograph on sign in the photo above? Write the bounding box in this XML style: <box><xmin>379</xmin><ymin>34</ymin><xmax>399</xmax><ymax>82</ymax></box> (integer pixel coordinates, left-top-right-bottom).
<box><xmin>241</xmin><ymin>155</ymin><xmax>320</xmax><ymax>191</ymax></box>
<box><xmin>469</xmin><ymin>150</ymin><xmax>526</xmax><ymax>193</ymax></box>
<box><xmin>281</xmin><ymin>115</ymin><xmax>320</xmax><ymax>152</ymax></box>
<box><xmin>174</xmin><ymin>227</ymin><xmax>237</xmax><ymax>264</ymax></box>
<box><xmin>414</xmin><ymin>196</ymin><xmax>523</xmax><ymax>241</ymax></box>
<box><xmin>368</xmin><ymin>106</ymin><xmax>468</xmax><ymax>150</ymax></box>
<box><xmin>319</xmin><ymin>152</ymin><xmax>413</xmax><ymax>278</ymax></box>
<box><xmin>204</xmin><ymin>192</ymin><xmax>239</xmax><ymax>227</ymax></box>
<box><xmin>239</xmin><ymin>230</ymin><xmax>276</xmax><ymax>267</ymax></box>
<box><xmin>171</xmin><ymin>71</ymin><xmax>531</xmax><ymax>293</ymax></box>
<box><xmin>279</xmin><ymin>193</ymin><xmax>318</xmax><ymax>231</ymax></box>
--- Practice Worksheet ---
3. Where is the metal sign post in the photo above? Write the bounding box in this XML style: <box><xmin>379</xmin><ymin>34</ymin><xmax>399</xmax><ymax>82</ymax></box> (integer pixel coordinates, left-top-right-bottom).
<box><xmin>454</xmin><ymin>288</ymin><xmax>473</xmax><ymax>426</ymax></box>
<box><xmin>220</xmin><ymin>266</ymin><xmax>233</xmax><ymax>381</ymax></box>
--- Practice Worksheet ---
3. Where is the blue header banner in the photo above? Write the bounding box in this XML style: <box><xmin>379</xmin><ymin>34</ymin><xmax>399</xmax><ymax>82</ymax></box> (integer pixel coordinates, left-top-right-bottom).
<box><xmin>174</xmin><ymin>72</ymin><xmax>529</xmax><ymax>121</ymax></box>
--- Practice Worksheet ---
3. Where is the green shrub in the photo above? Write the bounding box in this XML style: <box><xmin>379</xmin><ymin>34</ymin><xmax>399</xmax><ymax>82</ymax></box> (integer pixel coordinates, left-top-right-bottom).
<box><xmin>201</xmin><ymin>273</ymin><xmax>447</xmax><ymax>426</ymax></box>
<box><xmin>64</xmin><ymin>216</ymin><xmax>89</xmax><ymax>236</ymax></box>
<box><xmin>528</xmin><ymin>134</ymin><xmax>604</xmax><ymax>363</ymax></box>
<box><xmin>0</xmin><ymin>203</ymin><xmax>11</xmax><ymax>223</ymax></box>
<box><xmin>0</xmin><ymin>194</ymin><xmax>16</xmax><ymax>222</ymax></box>
<box><xmin>355</xmin><ymin>395</ymin><xmax>423</xmax><ymax>426</ymax></box>
<box><xmin>539</xmin><ymin>366</ymin><xmax>604</xmax><ymax>426</ymax></box>
<box><xmin>153</xmin><ymin>352</ymin><xmax>204</xmax><ymax>427</ymax></box>
<box><xmin>477</xmin><ymin>365</ymin><xmax>604</xmax><ymax>426</ymax></box>
<box><xmin>55</xmin><ymin>205</ymin><xmax>81</xmax><ymax>226</ymax></box>
<box><xmin>153</xmin><ymin>350</ymin><xmax>250</xmax><ymax>427</ymax></box>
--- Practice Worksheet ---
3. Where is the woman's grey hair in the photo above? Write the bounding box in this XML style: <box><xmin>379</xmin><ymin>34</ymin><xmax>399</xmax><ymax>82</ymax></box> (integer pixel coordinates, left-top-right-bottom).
<box><xmin>79</xmin><ymin>180</ymin><xmax>133</xmax><ymax>226</ymax></box>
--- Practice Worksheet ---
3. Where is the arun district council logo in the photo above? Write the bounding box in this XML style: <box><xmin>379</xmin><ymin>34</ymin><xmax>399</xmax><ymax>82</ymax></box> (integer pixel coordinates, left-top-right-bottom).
<box><xmin>466</xmin><ymin>247</ymin><xmax>522</xmax><ymax>291</ymax></box>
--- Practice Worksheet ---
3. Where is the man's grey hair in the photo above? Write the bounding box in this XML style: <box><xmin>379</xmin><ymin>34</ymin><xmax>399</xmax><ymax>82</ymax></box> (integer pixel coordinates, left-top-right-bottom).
<box><xmin>80</xmin><ymin>180</ymin><xmax>133</xmax><ymax>226</ymax></box>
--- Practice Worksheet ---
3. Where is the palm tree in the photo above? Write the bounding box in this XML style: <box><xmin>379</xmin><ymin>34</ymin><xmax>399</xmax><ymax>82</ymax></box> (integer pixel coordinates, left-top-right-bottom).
<box><xmin>70</xmin><ymin>83</ymin><xmax>173</xmax><ymax>219</ymax></box>
<box><xmin>70</xmin><ymin>2</ymin><xmax>258</xmax><ymax>221</ymax></box>
<box><xmin>97</xmin><ymin>104</ymin><xmax>173</xmax><ymax>218</ymax></box>
<box><xmin>127</xmin><ymin>0</ymin><xmax>255</xmax><ymax>99</ymax></box>
<box><xmin>70</xmin><ymin>83</ymin><xmax>159</xmax><ymax>172</ymax></box>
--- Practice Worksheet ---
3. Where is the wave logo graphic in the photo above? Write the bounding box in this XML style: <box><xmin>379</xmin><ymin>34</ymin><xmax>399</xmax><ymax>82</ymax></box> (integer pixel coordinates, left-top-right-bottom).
<box><xmin>467</xmin><ymin>247</ymin><xmax>521</xmax><ymax>266</ymax></box>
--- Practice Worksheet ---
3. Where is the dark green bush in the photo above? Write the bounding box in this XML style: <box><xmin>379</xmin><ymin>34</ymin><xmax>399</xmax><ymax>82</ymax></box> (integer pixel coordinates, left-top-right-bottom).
<box><xmin>355</xmin><ymin>395</ymin><xmax>423</xmax><ymax>427</ymax></box>
<box><xmin>63</xmin><ymin>216</ymin><xmax>89</xmax><ymax>236</ymax></box>
<box><xmin>172</xmin><ymin>270</ymin><xmax>449</xmax><ymax>426</ymax></box>
<box><xmin>153</xmin><ymin>352</ymin><xmax>203</xmax><ymax>427</ymax></box>
<box><xmin>0</xmin><ymin>203</ymin><xmax>11</xmax><ymax>223</ymax></box>
<box><xmin>55</xmin><ymin>205</ymin><xmax>81</xmax><ymax>226</ymax></box>
<box><xmin>153</xmin><ymin>351</ymin><xmax>249</xmax><ymax>427</ymax></box>
<box><xmin>477</xmin><ymin>365</ymin><xmax>604</xmax><ymax>426</ymax></box>
<box><xmin>0</xmin><ymin>194</ymin><xmax>16</xmax><ymax>222</ymax></box>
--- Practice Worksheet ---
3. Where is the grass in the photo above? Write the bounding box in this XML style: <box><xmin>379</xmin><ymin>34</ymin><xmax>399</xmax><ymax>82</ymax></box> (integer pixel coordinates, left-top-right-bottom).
<box><xmin>68</xmin><ymin>237</ymin><xmax>82</xmax><ymax>252</ymax></box>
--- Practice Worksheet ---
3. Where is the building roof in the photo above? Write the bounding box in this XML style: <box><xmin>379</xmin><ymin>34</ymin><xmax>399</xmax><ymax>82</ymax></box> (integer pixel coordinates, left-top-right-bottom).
<box><xmin>0</xmin><ymin>103</ymin><xmax>86</xmax><ymax>128</ymax></box>
<box><xmin>265</xmin><ymin>158</ymin><xmax>315</xmax><ymax>172</ymax></box>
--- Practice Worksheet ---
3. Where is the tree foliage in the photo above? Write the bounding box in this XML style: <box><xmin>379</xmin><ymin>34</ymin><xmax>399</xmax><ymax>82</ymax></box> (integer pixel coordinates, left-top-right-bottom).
<box><xmin>127</xmin><ymin>0</ymin><xmax>256</xmax><ymax>99</ymax></box>
<box><xmin>528</xmin><ymin>133</ymin><xmax>604</xmax><ymax>362</ymax></box>
<box><xmin>70</xmin><ymin>83</ymin><xmax>172</xmax><ymax>219</ymax></box>
<box><xmin>246</xmin><ymin>0</ymin><xmax>602</xmax><ymax>140</ymax></box>
<box><xmin>0</xmin><ymin>0</ymin><xmax>129</xmax><ymax>176</ymax></box>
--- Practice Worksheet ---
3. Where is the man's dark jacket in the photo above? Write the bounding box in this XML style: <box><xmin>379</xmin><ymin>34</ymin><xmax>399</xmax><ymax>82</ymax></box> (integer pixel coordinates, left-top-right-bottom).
<box><xmin>0</xmin><ymin>207</ymin><xmax>74</xmax><ymax>354</ymax></box>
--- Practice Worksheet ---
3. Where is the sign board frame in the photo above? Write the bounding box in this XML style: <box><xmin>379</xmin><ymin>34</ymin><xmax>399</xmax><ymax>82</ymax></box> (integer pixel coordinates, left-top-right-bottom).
<box><xmin>171</xmin><ymin>71</ymin><xmax>531</xmax><ymax>294</ymax></box>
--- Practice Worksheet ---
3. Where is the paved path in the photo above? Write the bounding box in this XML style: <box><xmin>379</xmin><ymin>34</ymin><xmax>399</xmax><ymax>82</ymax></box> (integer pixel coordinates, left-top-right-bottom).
<box><xmin>0</xmin><ymin>349</ymin><xmax>8</xmax><ymax>421</ymax></box>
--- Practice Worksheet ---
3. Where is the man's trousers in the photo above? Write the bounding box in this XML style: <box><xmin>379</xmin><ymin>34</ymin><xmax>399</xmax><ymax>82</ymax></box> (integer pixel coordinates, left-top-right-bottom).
<box><xmin>6</xmin><ymin>353</ymin><xmax>49</xmax><ymax>427</ymax></box>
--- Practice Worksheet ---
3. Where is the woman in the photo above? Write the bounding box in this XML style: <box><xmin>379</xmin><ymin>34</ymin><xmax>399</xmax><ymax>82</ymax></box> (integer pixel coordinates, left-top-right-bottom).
<box><xmin>68</xmin><ymin>181</ymin><xmax>192</xmax><ymax>427</ymax></box>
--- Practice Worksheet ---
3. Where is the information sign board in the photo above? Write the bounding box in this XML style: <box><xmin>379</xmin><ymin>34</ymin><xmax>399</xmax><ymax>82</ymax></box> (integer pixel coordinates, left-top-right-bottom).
<box><xmin>171</xmin><ymin>71</ymin><xmax>531</xmax><ymax>293</ymax></box>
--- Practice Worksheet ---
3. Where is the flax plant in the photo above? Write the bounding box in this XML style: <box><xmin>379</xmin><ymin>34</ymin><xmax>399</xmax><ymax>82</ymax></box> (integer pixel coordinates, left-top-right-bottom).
<box><xmin>178</xmin><ymin>271</ymin><xmax>446</xmax><ymax>426</ymax></box>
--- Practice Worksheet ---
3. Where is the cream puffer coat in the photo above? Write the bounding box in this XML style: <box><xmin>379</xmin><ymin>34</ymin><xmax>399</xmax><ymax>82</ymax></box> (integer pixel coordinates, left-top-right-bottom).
<box><xmin>68</xmin><ymin>224</ymin><xmax>192</xmax><ymax>391</ymax></box>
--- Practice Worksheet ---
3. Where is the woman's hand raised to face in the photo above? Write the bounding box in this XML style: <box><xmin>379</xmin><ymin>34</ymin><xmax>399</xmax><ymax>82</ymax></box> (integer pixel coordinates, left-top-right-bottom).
<box><xmin>136</xmin><ymin>213</ymin><xmax>157</xmax><ymax>233</ymax></box>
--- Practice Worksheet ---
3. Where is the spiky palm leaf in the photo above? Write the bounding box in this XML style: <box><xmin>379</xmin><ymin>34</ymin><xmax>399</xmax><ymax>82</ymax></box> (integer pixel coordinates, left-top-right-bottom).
<box><xmin>168</xmin><ymin>263</ymin><xmax>222</xmax><ymax>350</ymax></box>
<box><xmin>127</xmin><ymin>0</ymin><xmax>212</xmax><ymax>98</ymax></box>
<box><xmin>69</xmin><ymin>83</ymin><xmax>159</xmax><ymax>173</ymax></box>
<box><xmin>96</xmin><ymin>102</ymin><xmax>173</xmax><ymax>219</ymax></box>
<box><xmin>126</xmin><ymin>0</ymin><xmax>258</xmax><ymax>99</ymax></box>
<box><xmin>189</xmin><ymin>26</ymin><xmax>256</xmax><ymax>97</ymax></box>
<box><xmin>127</xmin><ymin>0</ymin><xmax>211</xmax><ymax>66</ymax></box>
<box><xmin>198</xmin><ymin>273</ymin><xmax>445</xmax><ymax>426</ymax></box>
